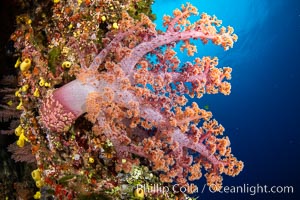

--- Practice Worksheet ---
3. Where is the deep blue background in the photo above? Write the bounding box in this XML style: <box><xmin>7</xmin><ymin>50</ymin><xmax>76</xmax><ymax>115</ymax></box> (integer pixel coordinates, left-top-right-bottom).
<box><xmin>152</xmin><ymin>0</ymin><xmax>300</xmax><ymax>199</ymax></box>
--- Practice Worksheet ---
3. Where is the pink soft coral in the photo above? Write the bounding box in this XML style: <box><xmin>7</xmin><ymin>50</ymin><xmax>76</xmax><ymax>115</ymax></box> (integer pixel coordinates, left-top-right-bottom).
<box><xmin>40</xmin><ymin>3</ymin><xmax>243</xmax><ymax>191</ymax></box>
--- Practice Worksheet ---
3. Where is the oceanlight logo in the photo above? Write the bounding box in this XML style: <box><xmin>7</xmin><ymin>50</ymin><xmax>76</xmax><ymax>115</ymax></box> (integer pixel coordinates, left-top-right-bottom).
<box><xmin>136</xmin><ymin>183</ymin><xmax>199</xmax><ymax>195</ymax></box>
<box><xmin>202</xmin><ymin>183</ymin><xmax>294</xmax><ymax>196</ymax></box>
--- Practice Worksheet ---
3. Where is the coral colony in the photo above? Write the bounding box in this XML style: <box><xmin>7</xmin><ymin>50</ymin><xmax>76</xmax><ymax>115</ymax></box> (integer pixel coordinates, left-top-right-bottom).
<box><xmin>9</xmin><ymin>0</ymin><xmax>243</xmax><ymax>199</ymax></box>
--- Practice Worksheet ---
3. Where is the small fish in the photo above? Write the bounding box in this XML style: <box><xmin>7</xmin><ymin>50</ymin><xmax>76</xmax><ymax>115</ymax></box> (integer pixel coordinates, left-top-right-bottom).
<box><xmin>204</xmin><ymin>105</ymin><xmax>209</xmax><ymax>110</ymax></box>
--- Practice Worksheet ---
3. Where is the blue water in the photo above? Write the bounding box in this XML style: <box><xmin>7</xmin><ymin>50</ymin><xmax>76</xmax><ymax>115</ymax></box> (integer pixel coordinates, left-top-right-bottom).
<box><xmin>152</xmin><ymin>0</ymin><xmax>300</xmax><ymax>199</ymax></box>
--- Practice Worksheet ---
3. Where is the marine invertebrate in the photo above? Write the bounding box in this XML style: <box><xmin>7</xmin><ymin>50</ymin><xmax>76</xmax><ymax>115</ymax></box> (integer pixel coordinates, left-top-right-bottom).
<box><xmin>19</xmin><ymin>58</ymin><xmax>31</xmax><ymax>71</ymax></box>
<box><xmin>38</xmin><ymin>2</ymin><xmax>243</xmax><ymax>193</ymax></box>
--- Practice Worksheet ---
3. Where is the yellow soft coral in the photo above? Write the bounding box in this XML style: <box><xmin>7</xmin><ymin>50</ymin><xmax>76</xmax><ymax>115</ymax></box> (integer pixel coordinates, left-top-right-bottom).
<box><xmin>33</xmin><ymin>88</ymin><xmax>40</xmax><ymax>97</ymax></box>
<box><xmin>32</xmin><ymin>169</ymin><xmax>43</xmax><ymax>188</ymax></box>
<box><xmin>31</xmin><ymin>169</ymin><xmax>41</xmax><ymax>180</ymax></box>
<box><xmin>20</xmin><ymin>58</ymin><xmax>31</xmax><ymax>71</ymax></box>
<box><xmin>33</xmin><ymin>191</ymin><xmax>41</xmax><ymax>199</ymax></box>
<box><xmin>17</xmin><ymin>132</ymin><xmax>27</xmax><ymax>147</ymax></box>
